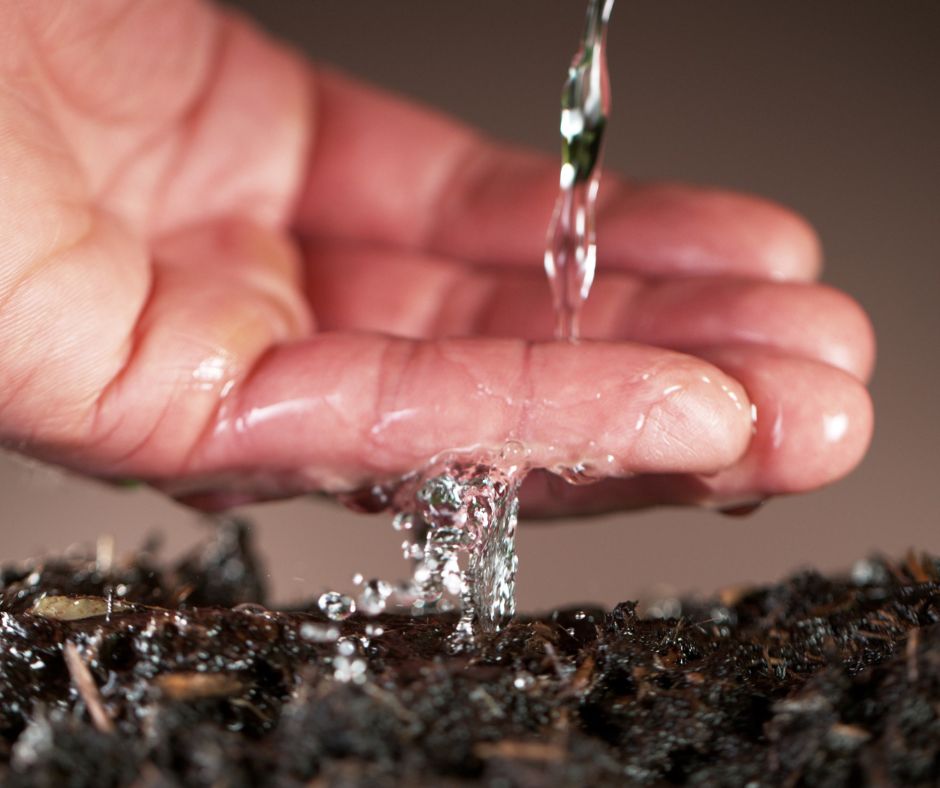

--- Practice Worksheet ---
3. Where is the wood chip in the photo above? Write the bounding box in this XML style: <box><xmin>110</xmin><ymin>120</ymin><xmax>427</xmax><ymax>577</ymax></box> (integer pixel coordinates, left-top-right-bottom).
<box><xmin>827</xmin><ymin>722</ymin><xmax>871</xmax><ymax>749</ymax></box>
<box><xmin>31</xmin><ymin>595</ymin><xmax>130</xmax><ymax>621</ymax></box>
<box><xmin>154</xmin><ymin>671</ymin><xmax>245</xmax><ymax>701</ymax></box>
<box><xmin>474</xmin><ymin>740</ymin><xmax>564</xmax><ymax>762</ymax></box>
<box><xmin>906</xmin><ymin>628</ymin><xmax>920</xmax><ymax>683</ymax></box>
<box><xmin>63</xmin><ymin>641</ymin><xmax>114</xmax><ymax>733</ymax></box>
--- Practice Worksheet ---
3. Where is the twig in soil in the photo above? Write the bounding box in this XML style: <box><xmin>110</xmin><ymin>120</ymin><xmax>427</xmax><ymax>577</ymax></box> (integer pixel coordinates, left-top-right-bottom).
<box><xmin>542</xmin><ymin>641</ymin><xmax>566</xmax><ymax>679</ymax></box>
<box><xmin>153</xmin><ymin>672</ymin><xmax>245</xmax><ymax>701</ymax></box>
<box><xmin>474</xmin><ymin>740</ymin><xmax>565</xmax><ymax>762</ymax></box>
<box><xmin>63</xmin><ymin>641</ymin><xmax>114</xmax><ymax>734</ymax></box>
<box><xmin>906</xmin><ymin>628</ymin><xmax>920</xmax><ymax>683</ymax></box>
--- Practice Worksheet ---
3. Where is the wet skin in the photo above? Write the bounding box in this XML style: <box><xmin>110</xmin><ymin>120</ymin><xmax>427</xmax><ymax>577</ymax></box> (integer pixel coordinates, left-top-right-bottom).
<box><xmin>0</xmin><ymin>1</ymin><xmax>874</xmax><ymax>515</ymax></box>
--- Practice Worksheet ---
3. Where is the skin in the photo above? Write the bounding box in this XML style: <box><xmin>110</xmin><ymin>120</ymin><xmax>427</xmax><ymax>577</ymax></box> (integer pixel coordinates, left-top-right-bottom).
<box><xmin>0</xmin><ymin>0</ymin><xmax>874</xmax><ymax>516</ymax></box>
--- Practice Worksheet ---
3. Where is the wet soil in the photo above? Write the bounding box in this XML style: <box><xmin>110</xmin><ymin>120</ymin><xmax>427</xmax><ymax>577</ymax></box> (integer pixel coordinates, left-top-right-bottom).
<box><xmin>0</xmin><ymin>520</ymin><xmax>937</xmax><ymax>786</ymax></box>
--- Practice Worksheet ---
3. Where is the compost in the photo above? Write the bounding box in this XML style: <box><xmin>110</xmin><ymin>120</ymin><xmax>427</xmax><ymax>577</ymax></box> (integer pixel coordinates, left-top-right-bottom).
<box><xmin>0</xmin><ymin>520</ymin><xmax>937</xmax><ymax>786</ymax></box>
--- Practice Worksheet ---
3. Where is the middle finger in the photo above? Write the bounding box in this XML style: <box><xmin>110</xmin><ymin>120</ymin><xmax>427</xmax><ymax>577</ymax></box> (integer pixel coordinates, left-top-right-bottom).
<box><xmin>305</xmin><ymin>242</ymin><xmax>874</xmax><ymax>382</ymax></box>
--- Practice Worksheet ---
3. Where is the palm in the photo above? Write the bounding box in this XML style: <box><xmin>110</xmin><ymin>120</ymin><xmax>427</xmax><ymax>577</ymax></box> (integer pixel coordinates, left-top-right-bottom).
<box><xmin>0</xmin><ymin>1</ymin><xmax>873</xmax><ymax>515</ymax></box>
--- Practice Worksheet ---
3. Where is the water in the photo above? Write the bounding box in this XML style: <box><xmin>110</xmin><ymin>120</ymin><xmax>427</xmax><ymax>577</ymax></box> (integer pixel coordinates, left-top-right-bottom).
<box><xmin>345</xmin><ymin>452</ymin><xmax>524</xmax><ymax>648</ymax></box>
<box><xmin>324</xmin><ymin>446</ymin><xmax>527</xmax><ymax>648</ymax></box>
<box><xmin>324</xmin><ymin>0</ymin><xmax>617</xmax><ymax>648</ymax></box>
<box><xmin>544</xmin><ymin>0</ymin><xmax>615</xmax><ymax>340</ymax></box>
<box><xmin>317</xmin><ymin>591</ymin><xmax>356</xmax><ymax>621</ymax></box>
<box><xmin>357</xmin><ymin>579</ymin><xmax>393</xmax><ymax>615</ymax></box>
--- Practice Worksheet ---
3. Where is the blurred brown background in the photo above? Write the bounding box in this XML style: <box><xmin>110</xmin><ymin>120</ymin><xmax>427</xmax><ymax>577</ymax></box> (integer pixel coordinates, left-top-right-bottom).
<box><xmin>2</xmin><ymin>1</ymin><xmax>938</xmax><ymax>609</ymax></box>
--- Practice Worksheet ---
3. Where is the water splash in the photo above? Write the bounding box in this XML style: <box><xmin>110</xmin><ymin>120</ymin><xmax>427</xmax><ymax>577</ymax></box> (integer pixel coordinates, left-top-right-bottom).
<box><xmin>393</xmin><ymin>458</ymin><xmax>524</xmax><ymax>649</ymax></box>
<box><xmin>328</xmin><ymin>446</ymin><xmax>528</xmax><ymax>648</ymax></box>
<box><xmin>544</xmin><ymin>0</ymin><xmax>615</xmax><ymax>340</ymax></box>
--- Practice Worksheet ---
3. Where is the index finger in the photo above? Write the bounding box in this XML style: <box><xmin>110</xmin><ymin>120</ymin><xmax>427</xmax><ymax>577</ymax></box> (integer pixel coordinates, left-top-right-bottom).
<box><xmin>296</xmin><ymin>70</ymin><xmax>821</xmax><ymax>281</ymax></box>
<box><xmin>180</xmin><ymin>333</ymin><xmax>754</xmax><ymax>499</ymax></box>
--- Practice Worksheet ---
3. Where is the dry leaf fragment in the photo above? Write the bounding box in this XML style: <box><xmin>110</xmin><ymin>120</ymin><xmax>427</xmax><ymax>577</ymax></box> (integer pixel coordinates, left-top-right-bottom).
<box><xmin>31</xmin><ymin>595</ymin><xmax>130</xmax><ymax>621</ymax></box>
<box><xmin>154</xmin><ymin>671</ymin><xmax>246</xmax><ymax>701</ymax></box>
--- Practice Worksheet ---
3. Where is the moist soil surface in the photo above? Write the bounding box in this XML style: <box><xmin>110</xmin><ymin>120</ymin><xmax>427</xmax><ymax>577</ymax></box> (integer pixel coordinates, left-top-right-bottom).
<box><xmin>0</xmin><ymin>520</ymin><xmax>937</xmax><ymax>787</ymax></box>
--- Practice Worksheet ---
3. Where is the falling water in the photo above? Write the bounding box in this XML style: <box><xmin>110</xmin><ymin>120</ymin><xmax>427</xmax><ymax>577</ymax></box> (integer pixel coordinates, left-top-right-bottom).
<box><xmin>328</xmin><ymin>0</ymin><xmax>617</xmax><ymax>651</ymax></box>
<box><xmin>329</xmin><ymin>446</ymin><xmax>527</xmax><ymax>649</ymax></box>
<box><xmin>398</xmin><ymin>457</ymin><xmax>523</xmax><ymax>648</ymax></box>
<box><xmin>544</xmin><ymin>0</ymin><xmax>615</xmax><ymax>340</ymax></box>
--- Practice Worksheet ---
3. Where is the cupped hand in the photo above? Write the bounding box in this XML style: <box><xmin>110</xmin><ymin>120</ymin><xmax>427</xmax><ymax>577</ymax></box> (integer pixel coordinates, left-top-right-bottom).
<box><xmin>0</xmin><ymin>1</ymin><xmax>874</xmax><ymax>515</ymax></box>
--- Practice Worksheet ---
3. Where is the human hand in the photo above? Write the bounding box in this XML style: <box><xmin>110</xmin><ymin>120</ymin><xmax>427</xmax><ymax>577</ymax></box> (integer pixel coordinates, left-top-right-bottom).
<box><xmin>0</xmin><ymin>1</ymin><xmax>873</xmax><ymax>515</ymax></box>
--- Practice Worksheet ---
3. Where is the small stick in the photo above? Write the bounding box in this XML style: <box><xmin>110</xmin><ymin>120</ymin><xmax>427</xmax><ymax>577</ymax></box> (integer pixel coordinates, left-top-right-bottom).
<box><xmin>63</xmin><ymin>641</ymin><xmax>114</xmax><ymax>733</ymax></box>
<box><xmin>906</xmin><ymin>628</ymin><xmax>920</xmax><ymax>683</ymax></box>
<box><xmin>475</xmin><ymin>740</ymin><xmax>565</xmax><ymax>762</ymax></box>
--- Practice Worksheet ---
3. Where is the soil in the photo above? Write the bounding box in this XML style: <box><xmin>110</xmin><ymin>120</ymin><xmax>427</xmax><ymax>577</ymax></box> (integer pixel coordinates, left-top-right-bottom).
<box><xmin>0</xmin><ymin>519</ymin><xmax>937</xmax><ymax>787</ymax></box>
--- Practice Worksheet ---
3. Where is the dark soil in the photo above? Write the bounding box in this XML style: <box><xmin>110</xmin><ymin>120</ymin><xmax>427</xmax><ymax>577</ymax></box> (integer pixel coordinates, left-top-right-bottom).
<box><xmin>0</xmin><ymin>520</ymin><xmax>937</xmax><ymax>787</ymax></box>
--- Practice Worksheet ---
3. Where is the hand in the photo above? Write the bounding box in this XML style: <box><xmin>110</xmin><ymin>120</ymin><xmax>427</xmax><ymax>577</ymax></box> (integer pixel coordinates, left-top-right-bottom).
<box><xmin>0</xmin><ymin>1</ymin><xmax>873</xmax><ymax>515</ymax></box>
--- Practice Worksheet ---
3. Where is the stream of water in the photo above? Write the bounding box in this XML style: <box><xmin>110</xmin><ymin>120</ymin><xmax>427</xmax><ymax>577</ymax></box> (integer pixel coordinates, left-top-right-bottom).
<box><xmin>544</xmin><ymin>0</ymin><xmax>615</xmax><ymax>341</ymax></box>
<box><xmin>327</xmin><ymin>1</ymin><xmax>616</xmax><ymax>655</ymax></box>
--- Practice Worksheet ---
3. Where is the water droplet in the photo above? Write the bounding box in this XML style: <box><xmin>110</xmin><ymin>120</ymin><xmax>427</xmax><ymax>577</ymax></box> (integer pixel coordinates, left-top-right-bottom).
<box><xmin>318</xmin><ymin>591</ymin><xmax>355</xmax><ymax>621</ymax></box>
<box><xmin>555</xmin><ymin>463</ymin><xmax>601</xmax><ymax>485</ymax></box>
<box><xmin>336</xmin><ymin>638</ymin><xmax>357</xmax><ymax>657</ymax></box>
<box><xmin>497</xmin><ymin>440</ymin><xmax>529</xmax><ymax>475</ymax></box>
<box><xmin>332</xmin><ymin>655</ymin><xmax>367</xmax><ymax>684</ymax></box>
<box><xmin>513</xmin><ymin>673</ymin><xmax>535</xmax><ymax>690</ymax></box>
<box><xmin>646</xmin><ymin>596</ymin><xmax>682</xmax><ymax>620</ymax></box>
<box><xmin>358</xmin><ymin>579</ymin><xmax>393</xmax><ymax>616</ymax></box>
<box><xmin>851</xmin><ymin>558</ymin><xmax>889</xmax><ymax>586</ymax></box>
<box><xmin>232</xmin><ymin>602</ymin><xmax>272</xmax><ymax>618</ymax></box>
<box><xmin>402</xmin><ymin>540</ymin><xmax>424</xmax><ymax>561</ymax></box>
<box><xmin>299</xmin><ymin>622</ymin><xmax>339</xmax><ymax>643</ymax></box>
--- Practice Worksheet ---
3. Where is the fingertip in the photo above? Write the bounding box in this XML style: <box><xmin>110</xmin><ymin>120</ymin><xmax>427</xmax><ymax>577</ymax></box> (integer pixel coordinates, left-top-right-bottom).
<box><xmin>604</xmin><ymin>184</ymin><xmax>823</xmax><ymax>282</ymax></box>
<box><xmin>523</xmin><ymin>343</ymin><xmax>754</xmax><ymax>476</ymax></box>
<box><xmin>812</xmin><ymin>284</ymin><xmax>877</xmax><ymax>382</ymax></box>
<box><xmin>754</xmin><ymin>197</ymin><xmax>823</xmax><ymax>282</ymax></box>
<box><xmin>705</xmin><ymin>349</ymin><xmax>874</xmax><ymax>495</ymax></box>
<box><xmin>629</xmin><ymin>363</ymin><xmax>752</xmax><ymax>474</ymax></box>
<box><xmin>769</xmin><ymin>367</ymin><xmax>874</xmax><ymax>493</ymax></box>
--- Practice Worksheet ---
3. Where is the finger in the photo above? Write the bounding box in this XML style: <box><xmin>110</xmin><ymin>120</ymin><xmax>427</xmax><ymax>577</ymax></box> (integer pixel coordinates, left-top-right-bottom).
<box><xmin>297</xmin><ymin>70</ymin><xmax>820</xmax><ymax>282</ymax></box>
<box><xmin>303</xmin><ymin>242</ymin><xmax>874</xmax><ymax>380</ymax></box>
<box><xmin>518</xmin><ymin>347</ymin><xmax>873</xmax><ymax>517</ymax></box>
<box><xmin>175</xmin><ymin>336</ymin><xmax>753</xmax><ymax>500</ymax></box>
